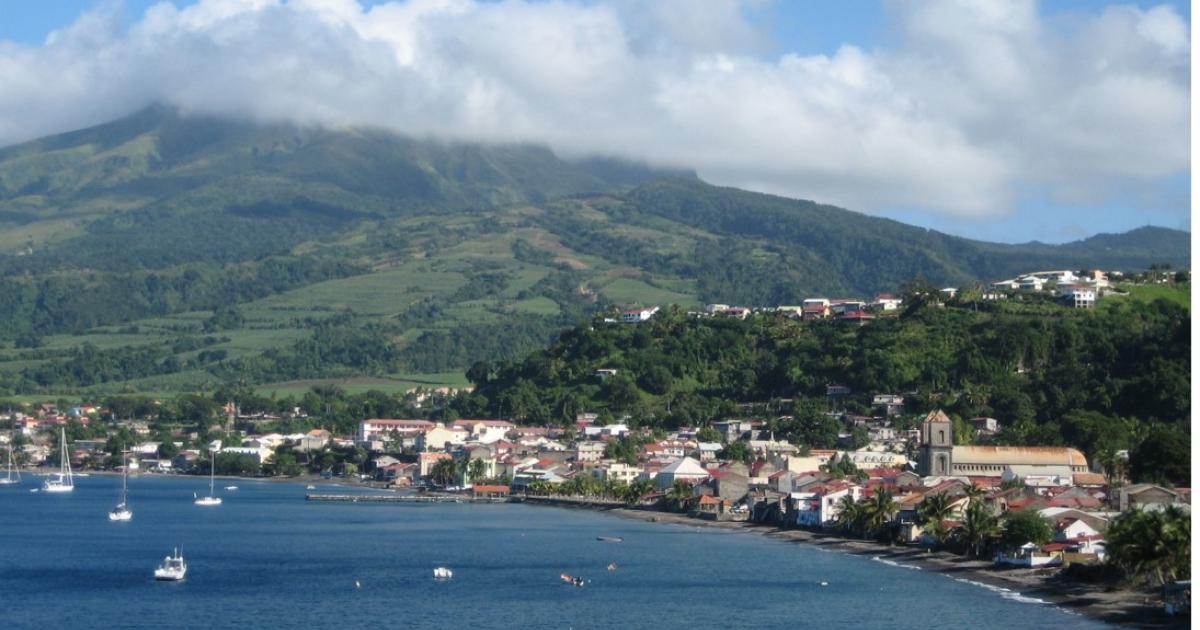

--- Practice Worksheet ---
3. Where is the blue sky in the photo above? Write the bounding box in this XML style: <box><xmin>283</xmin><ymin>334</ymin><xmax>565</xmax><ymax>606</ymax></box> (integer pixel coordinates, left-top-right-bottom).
<box><xmin>0</xmin><ymin>1</ymin><xmax>1190</xmax><ymax>244</ymax></box>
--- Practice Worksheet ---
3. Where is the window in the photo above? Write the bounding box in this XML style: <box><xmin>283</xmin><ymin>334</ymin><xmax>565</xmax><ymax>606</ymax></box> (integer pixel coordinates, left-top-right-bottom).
<box><xmin>938</xmin><ymin>430</ymin><xmax>946</xmax><ymax>444</ymax></box>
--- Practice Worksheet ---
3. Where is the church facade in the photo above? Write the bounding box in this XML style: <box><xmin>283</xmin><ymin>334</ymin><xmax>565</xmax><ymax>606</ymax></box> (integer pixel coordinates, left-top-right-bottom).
<box><xmin>917</xmin><ymin>410</ymin><xmax>1089</xmax><ymax>478</ymax></box>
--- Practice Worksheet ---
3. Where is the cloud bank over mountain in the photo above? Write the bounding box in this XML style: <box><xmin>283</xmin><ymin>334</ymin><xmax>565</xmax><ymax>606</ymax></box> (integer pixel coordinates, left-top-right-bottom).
<box><xmin>0</xmin><ymin>0</ymin><xmax>1188</xmax><ymax>221</ymax></box>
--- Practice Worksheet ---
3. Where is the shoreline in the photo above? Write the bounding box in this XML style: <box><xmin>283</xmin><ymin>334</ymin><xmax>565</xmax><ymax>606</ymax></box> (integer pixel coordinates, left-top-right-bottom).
<box><xmin>526</xmin><ymin>502</ymin><xmax>1186</xmax><ymax>629</ymax></box>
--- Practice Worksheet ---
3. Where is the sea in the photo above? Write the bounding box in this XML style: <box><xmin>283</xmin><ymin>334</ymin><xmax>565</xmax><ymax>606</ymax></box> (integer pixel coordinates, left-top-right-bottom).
<box><xmin>0</xmin><ymin>475</ymin><xmax>1108</xmax><ymax>629</ymax></box>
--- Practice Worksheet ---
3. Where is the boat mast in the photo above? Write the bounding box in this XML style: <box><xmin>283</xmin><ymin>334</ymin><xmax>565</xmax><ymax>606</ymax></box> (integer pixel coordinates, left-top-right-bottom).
<box><xmin>61</xmin><ymin>427</ymin><xmax>72</xmax><ymax>486</ymax></box>
<box><xmin>121</xmin><ymin>452</ymin><xmax>128</xmax><ymax>505</ymax></box>
<box><xmin>209</xmin><ymin>450</ymin><xmax>215</xmax><ymax>497</ymax></box>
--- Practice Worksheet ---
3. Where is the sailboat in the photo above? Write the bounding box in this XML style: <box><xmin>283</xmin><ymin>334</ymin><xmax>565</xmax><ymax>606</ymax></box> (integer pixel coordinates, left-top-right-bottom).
<box><xmin>194</xmin><ymin>450</ymin><xmax>222</xmax><ymax>506</ymax></box>
<box><xmin>0</xmin><ymin>439</ymin><xmax>20</xmax><ymax>486</ymax></box>
<box><xmin>42</xmin><ymin>427</ymin><xmax>74</xmax><ymax>493</ymax></box>
<box><xmin>109</xmin><ymin>453</ymin><xmax>132</xmax><ymax>521</ymax></box>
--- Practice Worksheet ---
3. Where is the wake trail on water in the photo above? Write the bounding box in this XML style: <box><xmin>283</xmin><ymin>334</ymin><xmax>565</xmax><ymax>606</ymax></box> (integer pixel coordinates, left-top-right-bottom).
<box><xmin>871</xmin><ymin>556</ymin><xmax>921</xmax><ymax>570</ymax></box>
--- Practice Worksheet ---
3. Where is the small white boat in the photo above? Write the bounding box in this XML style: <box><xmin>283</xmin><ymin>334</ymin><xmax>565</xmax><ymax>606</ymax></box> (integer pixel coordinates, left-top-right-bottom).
<box><xmin>433</xmin><ymin>567</ymin><xmax>453</xmax><ymax>580</ymax></box>
<box><xmin>194</xmin><ymin>451</ymin><xmax>222</xmax><ymax>506</ymax></box>
<box><xmin>109</xmin><ymin>454</ymin><xmax>133</xmax><ymax>521</ymax></box>
<box><xmin>224</xmin><ymin>486</ymin><xmax>239</xmax><ymax>491</ymax></box>
<box><xmin>42</xmin><ymin>428</ymin><xmax>74</xmax><ymax>493</ymax></box>
<box><xmin>154</xmin><ymin>548</ymin><xmax>187</xmax><ymax>581</ymax></box>
<box><xmin>306</xmin><ymin>485</ymin><xmax>316</xmax><ymax>490</ymax></box>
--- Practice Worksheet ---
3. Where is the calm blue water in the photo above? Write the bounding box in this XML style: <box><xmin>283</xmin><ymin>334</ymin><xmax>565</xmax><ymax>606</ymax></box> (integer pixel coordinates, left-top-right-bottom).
<box><xmin>0</xmin><ymin>475</ymin><xmax>1106</xmax><ymax>629</ymax></box>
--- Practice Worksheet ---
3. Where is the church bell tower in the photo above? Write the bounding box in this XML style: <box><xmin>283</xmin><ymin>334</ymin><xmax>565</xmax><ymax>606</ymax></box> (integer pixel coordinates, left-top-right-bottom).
<box><xmin>919</xmin><ymin>410</ymin><xmax>954</xmax><ymax>476</ymax></box>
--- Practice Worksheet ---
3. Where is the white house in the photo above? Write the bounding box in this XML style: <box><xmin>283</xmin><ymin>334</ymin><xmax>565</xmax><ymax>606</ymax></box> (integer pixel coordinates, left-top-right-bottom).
<box><xmin>655</xmin><ymin>456</ymin><xmax>709</xmax><ymax>489</ymax></box>
<box><xmin>592</xmin><ymin>462</ymin><xmax>643</xmax><ymax>484</ymax></box>
<box><xmin>621</xmin><ymin>306</ymin><xmax>660</xmax><ymax>323</ymax></box>
<box><xmin>792</xmin><ymin>481</ymin><xmax>862</xmax><ymax>528</ymax></box>
<box><xmin>1017</xmin><ymin>276</ymin><xmax>1046</xmax><ymax>291</ymax></box>
<box><xmin>357</xmin><ymin>419</ymin><xmax>435</xmax><ymax>444</ymax></box>
<box><xmin>1060</xmin><ymin>286</ymin><xmax>1096</xmax><ymax>309</ymax></box>
<box><xmin>222</xmin><ymin>444</ymin><xmax>273</xmax><ymax>463</ymax></box>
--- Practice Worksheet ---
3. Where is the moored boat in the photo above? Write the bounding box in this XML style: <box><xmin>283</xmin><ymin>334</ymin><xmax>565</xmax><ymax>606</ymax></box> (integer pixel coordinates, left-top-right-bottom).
<box><xmin>154</xmin><ymin>548</ymin><xmax>187</xmax><ymax>581</ymax></box>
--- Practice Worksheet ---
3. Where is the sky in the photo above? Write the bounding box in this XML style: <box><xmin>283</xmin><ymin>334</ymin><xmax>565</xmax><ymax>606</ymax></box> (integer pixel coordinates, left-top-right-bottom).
<box><xmin>0</xmin><ymin>0</ymin><xmax>1190</xmax><ymax>243</ymax></box>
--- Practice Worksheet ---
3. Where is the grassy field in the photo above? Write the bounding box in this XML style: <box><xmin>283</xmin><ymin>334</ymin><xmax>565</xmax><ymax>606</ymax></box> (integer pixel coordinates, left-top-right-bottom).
<box><xmin>1115</xmin><ymin>283</ymin><xmax>1190</xmax><ymax>309</ymax></box>
<box><xmin>255</xmin><ymin>372</ymin><xmax>469</xmax><ymax>397</ymax></box>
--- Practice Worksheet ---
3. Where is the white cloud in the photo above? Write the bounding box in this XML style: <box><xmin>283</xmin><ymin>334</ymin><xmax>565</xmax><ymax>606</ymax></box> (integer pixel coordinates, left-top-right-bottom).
<box><xmin>0</xmin><ymin>0</ymin><xmax>1188</xmax><ymax>220</ymax></box>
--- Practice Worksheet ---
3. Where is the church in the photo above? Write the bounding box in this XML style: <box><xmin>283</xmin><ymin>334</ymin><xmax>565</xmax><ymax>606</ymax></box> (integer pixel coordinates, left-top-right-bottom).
<box><xmin>917</xmin><ymin>410</ymin><xmax>1089</xmax><ymax>480</ymax></box>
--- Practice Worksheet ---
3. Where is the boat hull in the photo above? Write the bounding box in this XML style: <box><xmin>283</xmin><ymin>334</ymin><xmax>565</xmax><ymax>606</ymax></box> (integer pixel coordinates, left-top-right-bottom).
<box><xmin>194</xmin><ymin>497</ymin><xmax>222</xmax><ymax>506</ymax></box>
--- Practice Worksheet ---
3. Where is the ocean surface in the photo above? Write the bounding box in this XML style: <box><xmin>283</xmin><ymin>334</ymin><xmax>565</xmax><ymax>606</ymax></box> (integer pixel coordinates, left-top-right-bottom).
<box><xmin>0</xmin><ymin>475</ymin><xmax>1107</xmax><ymax>629</ymax></box>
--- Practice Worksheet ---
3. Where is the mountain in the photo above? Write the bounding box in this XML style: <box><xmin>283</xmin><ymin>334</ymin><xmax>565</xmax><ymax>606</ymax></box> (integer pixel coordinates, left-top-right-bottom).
<box><xmin>0</xmin><ymin>107</ymin><xmax>1188</xmax><ymax>395</ymax></box>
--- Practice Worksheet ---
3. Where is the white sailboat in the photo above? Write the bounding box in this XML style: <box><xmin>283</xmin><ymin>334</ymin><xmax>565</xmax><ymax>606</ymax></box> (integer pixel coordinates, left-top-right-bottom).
<box><xmin>42</xmin><ymin>428</ymin><xmax>74</xmax><ymax>493</ymax></box>
<box><xmin>109</xmin><ymin>453</ymin><xmax>132</xmax><ymax>521</ymax></box>
<box><xmin>154</xmin><ymin>548</ymin><xmax>187</xmax><ymax>581</ymax></box>
<box><xmin>0</xmin><ymin>439</ymin><xmax>20</xmax><ymax>486</ymax></box>
<box><xmin>194</xmin><ymin>450</ymin><xmax>222</xmax><ymax>506</ymax></box>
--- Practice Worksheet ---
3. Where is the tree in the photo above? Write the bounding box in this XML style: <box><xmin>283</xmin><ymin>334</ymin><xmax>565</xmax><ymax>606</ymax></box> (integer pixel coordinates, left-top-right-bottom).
<box><xmin>956</xmin><ymin>501</ymin><xmax>1000</xmax><ymax>557</ymax></box>
<box><xmin>666</xmin><ymin>480</ymin><xmax>694</xmax><ymax>512</ymax></box>
<box><xmin>624</xmin><ymin>479</ymin><xmax>655</xmax><ymax>504</ymax></box>
<box><xmin>430</xmin><ymin>458</ymin><xmax>458</xmax><ymax>487</ymax></box>
<box><xmin>718</xmin><ymin>441</ymin><xmax>753</xmax><ymax>464</ymax></box>
<box><xmin>271</xmin><ymin>450</ymin><xmax>303</xmax><ymax>477</ymax></box>
<box><xmin>1001</xmin><ymin>509</ymin><xmax>1053</xmax><ymax>548</ymax></box>
<box><xmin>466</xmin><ymin>458</ymin><xmax>485</xmax><ymax>483</ymax></box>
<box><xmin>1129</xmin><ymin>426</ymin><xmax>1190</xmax><ymax>486</ymax></box>
<box><xmin>862</xmin><ymin>487</ymin><xmax>898</xmax><ymax>540</ymax></box>
<box><xmin>1106</xmin><ymin>506</ymin><xmax>1190</xmax><ymax>585</ymax></box>
<box><xmin>918</xmin><ymin>491</ymin><xmax>955</xmax><ymax>546</ymax></box>
<box><xmin>696</xmin><ymin>426</ymin><xmax>722</xmax><ymax>443</ymax></box>
<box><xmin>834</xmin><ymin>494</ymin><xmax>864</xmax><ymax>536</ymax></box>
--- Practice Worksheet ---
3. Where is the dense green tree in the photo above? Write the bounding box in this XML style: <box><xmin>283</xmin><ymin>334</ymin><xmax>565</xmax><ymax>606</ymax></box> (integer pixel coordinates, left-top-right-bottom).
<box><xmin>1000</xmin><ymin>509</ymin><xmax>1053</xmax><ymax>548</ymax></box>
<box><xmin>1106</xmin><ymin>506</ymin><xmax>1190</xmax><ymax>585</ymax></box>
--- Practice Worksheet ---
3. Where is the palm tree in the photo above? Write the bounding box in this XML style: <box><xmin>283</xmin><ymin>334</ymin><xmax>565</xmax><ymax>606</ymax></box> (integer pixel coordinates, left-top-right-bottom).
<box><xmin>833</xmin><ymin>494</ymin><xmax>864</xmax><ymax>536</ymax></box>
<box><xmin>430</xmin><ymin>458</ymin><xmax>457</xmax><ymax>488</ymax></box>
<box><xmin>863</xmin><ymin>487</ymin><xmax>899</xmax><ymax>540</ymax></box>
<box><xmin>666</xmin><ymin>480</ymin><xmax>694</xmax><ymax>512</ymax></box>
<box><xmin>962</xmin><ymin>483</ymin><xmax>987</xmax><ymax>510</ymax></box>
<box><xmin>956</xmin><ymin>501</ymin><xmax>1000</xmax><ymax>558</ymax></box>
<box><xmin>1107</xmin><ymin>506</ymin><xmax>1190</xmax><ymax>585</ymax></box>
<box><xmin>624</xmin><ymin>479</ymin><xmax>655</xmax><ymax>505</ymax></box>
<box><xmin>918</xmin><ymin>491</ymin><xmax>955</xmax><ymax>547</ymax></box>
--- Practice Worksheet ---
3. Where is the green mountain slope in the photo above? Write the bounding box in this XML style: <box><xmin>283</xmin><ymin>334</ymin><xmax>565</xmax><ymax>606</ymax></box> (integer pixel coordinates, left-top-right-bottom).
<box><xmin>0</xmin><ymin>108</ymin><xmax>1188</xmax><ymax>395</ymax></box>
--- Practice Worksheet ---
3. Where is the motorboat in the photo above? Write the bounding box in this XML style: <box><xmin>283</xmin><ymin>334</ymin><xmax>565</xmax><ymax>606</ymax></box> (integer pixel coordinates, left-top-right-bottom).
<box><xmin>596</xmin><ymin>536</ymin><xmax>623</xmax><ymax>542</ymax></box>
<box><xmin>194</xmin><ymin>451</ymin><xmax>222</xmax><ymax>506</ymax></box>
<box><xmin>559</xmin><ymin>573</ymin><xmax>585</xmax><ymax>587</ymax></box>
<box><xmin>224</xmin><ymin>486</ymin><xmax>239</xmax><ymax>491</ymax></box>
<box><xmin>154</xmin><ymin>548</ymin><xmax>187</xmax><ymax>581</ymax></box>
<box><xmin>433</xmin><ymin>567</ymin><xmax>453</xmax><ymax>580</ymax></box>
<box><xmin>42</xmin><ymin>428</ymin><xmax>74</xmax><ymax>493</ymax></box>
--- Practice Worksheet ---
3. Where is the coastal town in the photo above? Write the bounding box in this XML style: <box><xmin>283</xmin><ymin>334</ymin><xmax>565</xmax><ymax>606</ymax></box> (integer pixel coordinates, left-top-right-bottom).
<box><xmin>0</xmin><ymin>265</ymin><xmax>1189</xmax><ymax>622</ymax></box>
<box><xmin>2</xmin><ymin>397</ymin><xmax>1190</xmax><ymax>619</ymax></box>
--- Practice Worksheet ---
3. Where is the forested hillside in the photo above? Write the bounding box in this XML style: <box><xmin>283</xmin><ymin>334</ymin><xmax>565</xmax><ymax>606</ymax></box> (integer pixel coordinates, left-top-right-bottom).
<box><xmin>452</xmin><ymin>297</ymin><xmax>1190</xmax><ymax>484</ymax></box>
<box><xmin>0</xmin><ymin>106</ymin><xmax>1189</xmax><ymax>395</ymax></box>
